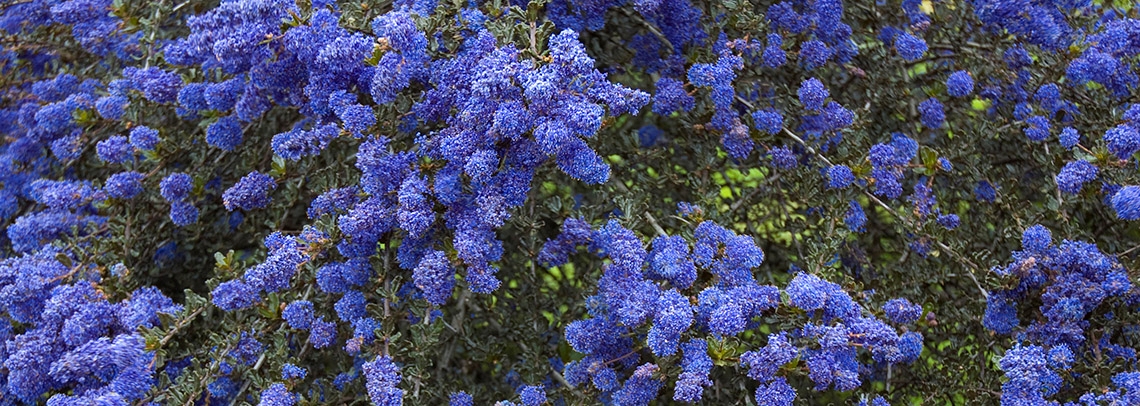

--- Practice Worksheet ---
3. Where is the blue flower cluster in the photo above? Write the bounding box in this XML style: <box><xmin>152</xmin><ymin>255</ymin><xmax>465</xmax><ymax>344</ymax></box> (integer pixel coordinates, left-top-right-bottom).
<box><xmin>222</xmin><ymin>171</ymin><xmax>277</xmax><ymax>211</ymax></box>
<box><xmin>211</xmin><ymin>232</ymin><xmax>308</xmax><ymax>310</ymax></box>
<box><xmin>0</xmin><ymin>249</ymin><xmax>182</xmax><ymax>403</ymax></box>
<box><xmin>363</xmin><ymin>356</ymin><xmax>403</xmax><ymax>406</ymax></box>
<box><xmin>543</xmin><ymin>217</ymin><xmax>921</xmax><ymax>404</ymax></box>
<box><xmin>985</xmin><ymin>225</ymin><xmax>1140</xmax><ymax>403</ymax></box>
<box><xmin>5</xmin><ymin>0</ymin><xmax>1140</xmax><ymax>402</ymax></box>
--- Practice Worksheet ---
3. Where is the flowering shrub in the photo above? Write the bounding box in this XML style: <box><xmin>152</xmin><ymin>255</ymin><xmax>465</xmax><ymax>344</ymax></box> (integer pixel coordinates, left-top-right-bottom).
<box><xmin>2</xmin><ymin>0</ymin><xmax>1140</xmax><ymax>404</ymax></box>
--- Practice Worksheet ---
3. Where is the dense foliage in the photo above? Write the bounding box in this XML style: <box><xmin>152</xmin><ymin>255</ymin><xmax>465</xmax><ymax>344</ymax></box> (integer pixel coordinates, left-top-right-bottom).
<box><xmin>3</xmin><ymin>0</ymin><xmax>1140</xmax><ymax>404</ymax></box>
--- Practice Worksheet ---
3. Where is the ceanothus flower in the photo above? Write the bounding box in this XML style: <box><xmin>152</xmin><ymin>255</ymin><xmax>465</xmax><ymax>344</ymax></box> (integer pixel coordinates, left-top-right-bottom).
<box><xmin>741</xmin><ymin>332</ymin><xmax>798</xmax><ymax>382</ymax></box>
<box><xmin>178</xmin><ymin>83</ymin><xmax>209</xmax><ymax>112</ymax></box>
<box><xmin>397</xmin><ymin>174</ymin><xmax>434</xmax><ymax>238</ymax></box>
<box><xmin>363</xmin><ymin>356</ymin><xmax>404</xmax><ymax>406</ymax></box>
<box><xmin>95</xmin><ymin>95</ymin><xmax>128</xmax><ymax>119</ymax></box>
<box><xmin>1055</xmin><ymin>160</ymin><xmax>1098</xmax><ymax>195</ymax></box>
<box><xmin>999</xmin><ymin>345</ymin><xmax>1062</xmax><ymax>404</ymax></box>
<box><xmin>983</xmin><ymin>293</ymin><xmax>1019</xmax><ymax>335</ymax></box>
<box><xmin>895</xmin><ymin>32</ymin><xmax>927</xmax><ymax>61</ymax></box>
<box><xmin>883</xmin><ymin>298</ymin><xmax>922</xmax><ymax>324</ymax></box>
<box><xmin>918</xmin><ymin>98</ymin><xmax>945</xmax><ymax>129</ymax></box>
<box><xmin>519</xmin><ymin>385</ymin><xmax>546</xmax><ymax>406</ymax></box>
<box><xmin>1105</xmin><ymin>124</ymin><xmax>1140</xmax><ymax>160</ymax></box>
<box><xmin>412</xmin><ymin>250</ymin><xmax>455</xmax><ymax>306</ymax></box>
<box><xmin>160</xmin><ymin>173</ymin><xmax>193</xmax><ymax>202</ymax></box>
<box><xmin>647</xmin><ymin>289</ymin><xmax>693</xmax><ymax>356</ymax></box>
<box><xmin>282</xmin><ymin>300</ymin><xmax>315</xmax><ymax>330</ymax></box>
<box><xmin>1059</xmin><ymin>127</ymin><xmax>1079</xmax><ymax>149</ymax></box>
<box><xmin>786</xmin><ymin>272</ymin><xmax>831</xmax><ymax>311</ymax></box>
<box><xmin>613</xmin><ymin>363</ymin><xmax>663</xmax><ymax>406</ymax></box>
<box><xmin>205</xmin><ymin>78</ymin><xmax>243</xmax><ymax>111</ymax></box>
<box><xmin>845</xmin><ymin>200</ymin><xmax>866</xmax><ymax>232</ymax></box>
<box><xmin>937</xmin><ymin>213</ymin><xmax>960</xmax><ymax>230</ymax></box>
<box><xmin>798</xmin><ymin>77</ymin><xmax>828</xmax><ymax>111</ymax></box>
<box><xmin>800</xmin><ymin>39</ymin><xmax>833</xmax><ymax>70</ymax></box>
<box><xmin>1021</xmin><ymin>224</ymin><xmax>1052</xmax><ymax>254</ymax></box>
<box><xmin>975</xmin><ymin>181</ymin><xmax>997</xmax><ymax>202</ymax></box>
<box><xmin>946</xmin><ymin>70</ymin><xmax>974</xmax><ymax>97</ymax></box>
<box><xmin>647</xmin><ymin>235</ymin><xmax>697</xmax><ymax>289</ymax></box>
<box><xmin>1023</xmin><ymin>116</ymin><xmax>1050</xmax><ymax>142</ymax></box>
<box><xmin>207</xmin><ymin>116</ymin><xmax>244</xmax><ymax>151</ymax></box>
<box><xmin>752</xmin><ymin>109</ymin><xmax>783</xmax><ymax>135</ymax></box>
<box><xmin>755</xmin><ymin>377</ymin><xmax>796</xmax><ymax>406</ymax></box>
<box><xmin>1112</xmin><ymin>186</ymin><xmax>1140</xmax><ymax>220</ymax></box>
<box><xmin>170</xmin><ymin>201</ymin><xmax>199</xmax><ymax>226</ymax></box>
<box><xmin>827</xmin><ymin>165</ymin><xmax>854</xmax><ymax>189</ymax></box>
<box><xmin>104</xmin><ymin>171</ymin><xmax>145</xmax><ymax>199</ymax></box>
<box><xmin>223</xmin><ymin>171</ymin><xmax>277</xmax><ymax>211</ymax></box>
<box><xmin>259</xmin><ymin>383</ymin><xmax>296</xmax><ymax>406</ymax></box>
<box><xmin>243</xmin><ymin>232</ymin><xmax>306</xmax><ymax>293</ymax></box>
<box><xmin>763</xmin><ymin>33</ymin><xmax>786</xmax><ymax>68</ymax></box>
<box><xmin>310</xmin><ymin>317</ymin><xmax>337</xmax><ymax>349</ymax></box>
<box><xmin>450</xmin><ymin>392</ymin><xmax>474</xmax><ymax>406</ymax></box>
<box><xmin>130</xmin><ymin>126</ymin><xmax>160</xmax><ymax>151</ymax></box>
<box><xmin>673</xmin><ymin>339</ymin><xmax>713</xmax><ymax>402</ymax></box>
<box><xmin>212</xmin><ymin>279</ymin><xmax>259</xmax><ymax>311</ymax></box>
<box><xmin>96</xmin><ymin>135</ymin><xmax>133</xmax><ymax>164</ymax></box>
<box><xmin>652</xmin><ymin>77</ymin><xmax>694</xmax><ymax>115</ymax></box>
<box><xmin>335</xmin><ymin>290</ymin><xmax>367</xmax><ymax>322</ymax></box>
<box><xmin>769</xmin><ymin>146</ymin><xmax>797</xmax><ymax>169</ymax></box>
<box><xmin>123</xmin><ymin>66</ymin><xmax>182</xmax><ymax>103</ymax></box>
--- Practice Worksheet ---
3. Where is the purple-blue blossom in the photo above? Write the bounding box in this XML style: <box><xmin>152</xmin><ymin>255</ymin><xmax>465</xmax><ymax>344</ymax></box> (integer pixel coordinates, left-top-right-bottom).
<box><xmin>1059</xmin><ymin>127</ymin><xmax>1079</xmax><ymax>149</ymax></box>
<box><xmin>258</xmin><ymin>383</ymin><xmax>296</xmax><ymax>406</ymax></box>
<box><xmin>946</xmin><ymin>70</ymin><xmax>974</xmax><ymax>97</ymax></box>
<box><xmin>798</xmin><ymin>78</ymin><xmax>828</xmax><ymax>111</ymax></box>
<box><xmin>363</xmin><ymin>356</ymin><xmax>404</xmax><ymax>406</ymax></box>
<box><xmin>937</xmin><ymin>213</ymin><xmax>960</xmax><ymax>230</ymax></box>
<box><xmin>1023</xmin><ymin>116</ymin><xmax>1051</xmax><ymax>142</ymax></box>
<box><xmin>652</xmin><ymin>77</ymin><xmax>694</xmax><ymax>115</ymax></box>
<box><xmin>918</xmin><ymin>98</ymin><xmax>945</xmax><ymax>129</ymax></box>
<box><xmin>673</xmin><ymin>339</ymin><xmax>713</xmax><ymax>402</ymax></box>
<box><xmin>412</xmin><ymin>250</ymin><xmax>455</xmax><ymax>306</ymax></box>
<box><xmin>752</xmin><ymin>109</ymin><xmax>783</xmax><ymax>135</ymax></box>
<box><xmin>769</xmin><ymin>146</ymin><xmax>797</xmax><ymax>169</ymax></box>
<box><xmin>223</xmin><ymin>171</ymin><xmax>277</xmax><ymax>211</ymax></box>
<box><xmin>160</xmin><ymin>173</ymin><xmax>193</xmax><ymax>202</ymax></box>
<box><xmin>96</xmin><ymin>135</ymin><xmax>132</xmax><ymax>164</ymax></box>
<box><xmin>883</xmin><ymin>298</ymin><xmax>922</xmax><ymax>324</ymax></box>
<box><xmin>129</xmin><ymin>126</ymin><xmax>160</xmax><ymax>151</ymax></box>
<box><xmin>1112</xmin><ymin>186</ymin><xmax>1140</xmax><ymax>220</ymax></box>
<box><xmin>283</xmin><ymin>300</ymin><xmax>314</xmax><ymax>330</ymax></box>
<box><xmin>1056</xmin><ymin>160</ymin><xmax>1098</xmax><ymax>194</ymax></box>
<box><xmin>104</xmin><ymin>171</ymin><xmax>145</xmax><ymax>200</ymax></box>
<box><xmin>170</xmin><ymin>201</ymin><xmax>200</xmax><ymax>226</ymax></box>
<box><xmin>827</xmin><ymin>165</ymin><xmax>854</xmax><ymax>189</ymax></box>
<box><xmin>519</xmin><ymin>385</ymin><xmax>546</xmax><ymax>406</ymax></box>
<box><xmin>845</xmin><ymin>200</ymin><xmax>866</xmax><ymax>232</ymax></box>
<box><xmin>207</xmin><ymin>116</ymin><xmax>244</xmax><ymax>151</ymax></box>
<box><xmin>1106</xmin><ymin>124</ymin><xmax>1140</xmax><ymax>160</ymax></box>
<box><xmin>309</xmin><ymin>317</ymin><xmax>337</xmax><ymax>349</ymax></box>
<box><xmin>895</xmin><ymin>32</ymin><xmax>927</xmax><ymax>61</ymax></box>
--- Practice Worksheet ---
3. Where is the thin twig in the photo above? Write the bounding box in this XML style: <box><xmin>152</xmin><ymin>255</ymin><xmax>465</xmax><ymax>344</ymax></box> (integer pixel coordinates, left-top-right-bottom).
<box><xmin>528</xmin><ymin>21</ymin><xmax>539</xmax><ymax>56</ymax></box>
<box><xmin>158</xmin><ymin>306</ymin><xmax>205</xmax><ymax>347</ymax></box>
<box><xmin>551</xmin><ymin>368</ymin><xmax>584</xmax><ymax>397</ymax></box>
<box><xmin>612</xmin><ymin>178</ymin><xmax>667</xmax><ymax>237</ymax></box>
<box><xmin>620</xmin><ymin>8</ymin><xmax>673</xmax><ymax>53</ymax></box>
<box><xmin>779</xmin><ymin>127</ymin><xmax>990</xmax><ymax>298</ymax></box>
<box><xmin>729</xmin><ymin>173</ymin><xmax>781</xmax><ymax>213</ymax></box>
<box><xmin>1119</xmin><ymin>242</ymin><xmax>1140</xmax><ymax>257</ymax></box>
<box><xmin>228</xmin><ymin>352</ymin><xmax>267</xmax><ymax>406</ymax></box>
